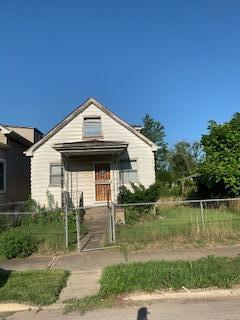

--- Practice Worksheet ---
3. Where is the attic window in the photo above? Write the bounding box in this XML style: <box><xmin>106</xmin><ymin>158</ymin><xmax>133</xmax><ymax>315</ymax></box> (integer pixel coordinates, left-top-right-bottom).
<box><xmin>83</xmin><ymin>117</ymin><xmax>102</xmax><ymax>137</ymax></box>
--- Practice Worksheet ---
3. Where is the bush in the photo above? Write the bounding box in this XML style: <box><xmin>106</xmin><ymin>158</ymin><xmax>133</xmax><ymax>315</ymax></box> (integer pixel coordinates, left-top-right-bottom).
<box><xmin>0</xmin><ymin>230</ymin><xmax>38</xmax><ymax>259</ymax></box>
<box><xmin>117</xmin><ymin>182</ymin><xmax>176</xmax><ymax>224</ymax></box>
<box><xmin>118</xmin><ymin>181</ymin><xmax>180</xmax><ymax>205</ymax></box>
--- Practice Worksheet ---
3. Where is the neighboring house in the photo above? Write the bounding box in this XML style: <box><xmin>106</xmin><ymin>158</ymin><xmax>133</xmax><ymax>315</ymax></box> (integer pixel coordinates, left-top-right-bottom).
<box><xmin>26</xmin><ymin>98</ymin><xmax>157</xmax><ymax>208</ymax></box>
<box><xmin>0</xmin><ymin>124</ymin><xmax>43</xmax><ymax>204</ymax></box>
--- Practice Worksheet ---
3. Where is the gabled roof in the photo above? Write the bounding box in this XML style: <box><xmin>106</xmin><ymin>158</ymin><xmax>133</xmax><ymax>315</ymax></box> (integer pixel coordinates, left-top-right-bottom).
<box><xmin>0</xmin><ymin>124</ymin><xmax>32</xmax><ymax>147</ymax></box>
<box><xmin>2</xmin><ymin>124</ymin><xmax>43</xmax><ymax>136</ymax></box>
<box><xmin>0</xmin><ymin>125</ymin><xmax>11</xmax><ymax>135</ymax></box>
<box><xmin>26</xmin><ymin>97</ymin><xmax>158</xmax><ymax>156</ymax></box>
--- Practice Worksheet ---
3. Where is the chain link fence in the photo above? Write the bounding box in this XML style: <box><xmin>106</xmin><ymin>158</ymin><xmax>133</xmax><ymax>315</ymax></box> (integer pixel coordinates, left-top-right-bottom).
<box><xmin>0</xmin><ymin>198</ymin><xmax>240</xmax><ymax>257</ymax></box>
<box><xmin>0</xmin><ymin>201</ymin><xmax>69</xmax><ymax>255</ymax></box>
<box><xmin>113</xmin><ymin>198</ymin><xmax>240</xmax><ymax>250</ymax></box>
<box><xmin>72</xmin><ymin>203</ymin><xmax>115</xmax><ymax>251</ymax></box>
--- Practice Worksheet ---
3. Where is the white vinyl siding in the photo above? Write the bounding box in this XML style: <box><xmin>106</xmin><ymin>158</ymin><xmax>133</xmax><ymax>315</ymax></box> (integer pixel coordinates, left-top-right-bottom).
<box><xmin>83</xmin><ymin>117</ymin><xmax>102</xmax><ymax>137</ymax></box>
<box><xmin>120</xmin><ymin>160</ymin><xmax>138</xmax><ymax>183</ymax></box>
<box><xmin>30</xmin><ymin>102</ymin><xmax>155</xmax><ymax>207</ymax></box>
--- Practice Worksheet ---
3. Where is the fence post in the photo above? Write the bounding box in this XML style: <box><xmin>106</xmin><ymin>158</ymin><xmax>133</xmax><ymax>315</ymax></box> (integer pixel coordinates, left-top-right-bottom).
<box><xmin>64</xmin><ymin>193</ymin><xmax>69</xmax><ymax>249</ymax></box>
<box><xmin>76</xmin><ymin>211</ymin><xmax>81</xmax><ymax>251</ymax></box>
<box><xmin>200</xmin><ymin>200</ymin><xmax>205</xmax><ymax>231</ymax></box>
<box><xmin>111</xmin><ymin>202</ymin><xmax>116</xmax><ymax>244</ymax></box>
<box><xmin>108</xmin><ymin>203</ymin><xmax>113</xmax><ymax>244</ymax></box>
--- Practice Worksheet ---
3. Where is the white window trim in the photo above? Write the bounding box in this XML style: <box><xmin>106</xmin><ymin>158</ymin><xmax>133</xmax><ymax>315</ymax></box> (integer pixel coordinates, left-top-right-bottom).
<box><xmin>0</xmin><ymin>159</ymin><xmax>6</xmax><ymax>193</ymax></box>
<box><xmin>119</xmin><ymin>159</ymin><xmax>139</xmax><ymax>184</ymax></box>
<box><xmin>49</xmin><ymin>163</ymin><xmax>63</xmax><ymax>187</ymax></box>
<box><xmin>83</xmin><ymin>116</ymin><xmax>103</xmax><ymax>138</ymax></box>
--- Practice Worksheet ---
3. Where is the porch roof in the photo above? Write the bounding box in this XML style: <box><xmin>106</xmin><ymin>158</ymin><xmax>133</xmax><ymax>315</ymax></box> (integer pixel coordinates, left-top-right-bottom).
<box><xmin>52</xmin><ymin>140</ymin><xmax>128</xmax><ymax>156</ymax></box>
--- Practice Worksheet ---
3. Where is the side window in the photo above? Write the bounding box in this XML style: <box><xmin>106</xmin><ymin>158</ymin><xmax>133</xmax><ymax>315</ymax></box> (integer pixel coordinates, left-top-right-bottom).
<box><xmin>0</xmin><ymin>160</ymin><xmax>6</xmax><ymax>192</ymax></box>
<box><xmin>83</xmin><ymin>117</ymin><xmax>102</xmax><ymax>137</ymax></box>
<box><xmin>49</xmin><ymin>164</ymin><xmax>62</xmax><ymax>186</ymax></box>
<box><xmin>119</xmin><ymin>160</ymin><xmax>138</xmax><ymax>184</ymax></box>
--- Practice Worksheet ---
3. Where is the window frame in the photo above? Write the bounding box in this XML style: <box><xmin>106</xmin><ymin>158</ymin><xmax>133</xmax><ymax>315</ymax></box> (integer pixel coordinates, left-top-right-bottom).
<box><xmin>49</xmin><ymin>163</ymin><xmax>63</xmax><ymax>187</ymax></box>
<box><xmin>0</xmin><ymin>159</ymin><xmax>6</xmax><ymax>193</ymax></box>
<box><xmin>83</xmin><ymin>116</ymin><xmax>102</xmax><ymax>138</ymax></box>
<box><xmin>119</xmin><ymin>159</ymin><xmax>139</xmax><ymax>184</ymax></box>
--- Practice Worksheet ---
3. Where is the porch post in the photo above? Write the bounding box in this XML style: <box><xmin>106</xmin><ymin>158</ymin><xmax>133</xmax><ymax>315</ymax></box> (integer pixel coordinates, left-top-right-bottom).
<box><xmin>111</xmin><ymin>202</ymin><xmax>116</xmax><ymax>243</ymax></box>
<box><xmin>64</xmin><ymin>155</ymin><xmax>69</xmax><ymax>249</ymax></box>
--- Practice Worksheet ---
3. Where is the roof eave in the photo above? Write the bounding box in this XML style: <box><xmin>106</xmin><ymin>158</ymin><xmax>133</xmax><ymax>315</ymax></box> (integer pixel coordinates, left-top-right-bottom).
<box><xmin>26</xmin><ymin>97</ymin><xmax>158</xmax><ymax>155</ymax></box>
<box><xmin>0</xmin><ymin>125</ymin><xmax>11</xmax><ymax>135</ymax></box>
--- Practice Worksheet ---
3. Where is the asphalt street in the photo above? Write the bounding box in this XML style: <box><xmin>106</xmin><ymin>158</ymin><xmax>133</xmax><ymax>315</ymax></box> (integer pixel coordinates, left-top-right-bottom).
<box><xmin>8</xmin><ymin>297</ymin><xmax>240</xmax><ymax>320</ymax></box>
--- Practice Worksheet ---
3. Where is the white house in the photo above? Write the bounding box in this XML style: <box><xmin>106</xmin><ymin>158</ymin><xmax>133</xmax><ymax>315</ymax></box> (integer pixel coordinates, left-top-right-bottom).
<box><xmin>26</xmin><ymin>98</ymin><xmax>157</xmax><ymax>208</ymax></box>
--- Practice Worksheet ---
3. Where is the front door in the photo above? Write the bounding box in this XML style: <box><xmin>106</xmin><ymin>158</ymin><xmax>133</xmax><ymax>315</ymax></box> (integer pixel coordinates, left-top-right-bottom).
<box><xmin>95</xmin><ymin>163</ymin><xmax>111</xmax><ymax>202</ymax></box>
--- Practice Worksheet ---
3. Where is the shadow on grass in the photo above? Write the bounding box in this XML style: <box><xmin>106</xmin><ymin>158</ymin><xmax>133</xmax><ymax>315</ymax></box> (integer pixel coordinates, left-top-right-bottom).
<box><xmin>0</xmin><ymin>269</ymin><xmax>11</xmax><ymax>288</ymax></box>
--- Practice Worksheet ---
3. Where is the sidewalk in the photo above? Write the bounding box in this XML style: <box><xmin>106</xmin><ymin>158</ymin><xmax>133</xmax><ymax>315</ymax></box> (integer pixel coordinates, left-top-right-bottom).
<box><xmin>1</xmin><ymin>245</ymin><xmax>240</xmax><ymax>273</ymax></box>
<box><xmin>1</xmin><ymin>245</ymin><xmax>240</xmax><ymax>302</ymax></box>
<box><xmin>56</xmin><ymin>245</ymin><xmax>240</xmax><ymax>300</ymax></box>
<box><xmin>52</xmin><ymin>244</ymin><xmax>240</xmax><ymax>272</ymax></box>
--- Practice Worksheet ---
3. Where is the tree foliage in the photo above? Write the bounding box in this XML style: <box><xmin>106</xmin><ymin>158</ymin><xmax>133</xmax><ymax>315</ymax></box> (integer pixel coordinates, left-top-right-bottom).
<box><xmin>199</xmin><ymin>113</ymin><xmax>240</xmax><ymax>197</ymax></box>
<box><xmin>141</xmin><ymin>114</ymin><xmax>168</xmax><ymax>169</ymax></box>
<box><xmin>168</xmin><ymin>141</ymin><xmax>202</xmax><ymax>179</ymax></box>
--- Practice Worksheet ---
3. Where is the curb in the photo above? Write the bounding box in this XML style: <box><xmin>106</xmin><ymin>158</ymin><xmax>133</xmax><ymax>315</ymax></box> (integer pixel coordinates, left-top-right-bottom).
<box><xmin>0</xmin><ymin>303</ymin><xmax>38</xmax><ymax>313</ymax></box>
<box><xmin>0</xmin><ymin>303</ymin><xmax>66</xmax><ymax>314</ymax></box>
<box><xmin>123</xmin><ymin>287</ymin><xmax>240</xmax><ymax>302</ymax></box>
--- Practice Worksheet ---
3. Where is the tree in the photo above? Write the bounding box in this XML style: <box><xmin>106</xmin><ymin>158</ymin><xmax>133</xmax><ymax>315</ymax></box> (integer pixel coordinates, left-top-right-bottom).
<box><xmin>168</xmin><ymin>141</ymin><xmax>201</xmax><ymax>179</ymax></box>
<box><xmin>199</xmin><ymin>113</ymin><xmax>240</xmax><ymax>197</ymax></box>
<box><xmin>141</xmin><ymin>114</ymin><xmax>168</xmax><ymax>170</ymax></box>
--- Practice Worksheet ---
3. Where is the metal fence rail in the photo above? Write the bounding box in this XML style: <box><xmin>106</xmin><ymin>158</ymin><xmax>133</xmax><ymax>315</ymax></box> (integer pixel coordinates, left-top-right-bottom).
<box><xmin>0</xmin><ymin>201</ymin><xmax>68</xmax><ymax>254</ymax></box>
<box><xmin>112</xmin><ymin>198</ymin><xmax>240</xmax><ymax>250</ymax></box>
<box><xmin>1</xmin><ymin>198</ymin><xmax>240</xmax><ymax>255</ymax></box>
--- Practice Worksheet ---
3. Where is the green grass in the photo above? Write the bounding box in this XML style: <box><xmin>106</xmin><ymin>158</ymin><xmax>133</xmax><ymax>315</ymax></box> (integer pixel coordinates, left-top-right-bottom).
<box><xmin>99</xmin><ymin>256</ymin><xmax>240</xmax><ymax>296</ymax></box>
<box><xmin>64</xmin><ymin>295</ymin><xmax>117</xmax><ymax>315</ymax></box>
<box><xmin>117</xmin><ymin>206</ymin><xmax>240</xmax><ymax>250</ymax></box>
<box><xmin>65</xmin><ymin>255</ymin><xmax>240</xmax><ymax>314</ymax></box>
<box><xmin>0</xmin><ymin>269</ymin><xmax>69</xmax><ymax>305</ymax></box>
<box><xmin>0</xmin><ymin>212</ymin><xmax>88</xmax><ymax>256</ymax></box>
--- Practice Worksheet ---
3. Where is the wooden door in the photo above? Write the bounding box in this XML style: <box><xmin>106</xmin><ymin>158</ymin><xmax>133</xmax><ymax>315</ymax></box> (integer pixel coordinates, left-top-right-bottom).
<box><xmin>95</xmin><ymin>163</ymin><xmax>111</xmax><ymax>202</ymax></box>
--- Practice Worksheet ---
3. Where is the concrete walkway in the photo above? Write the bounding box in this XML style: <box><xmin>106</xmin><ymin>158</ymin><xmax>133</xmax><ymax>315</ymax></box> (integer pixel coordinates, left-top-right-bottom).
<box><xmin>1</xmin><ymin>245</ymin><xmax>240</xmax><ymax>302</ymax></box>
<box><xmin>1</xmin><ymin>245</ymin><xmax>240</xmax><ymax>273</ymax></box>
<box><xmin>59</xmin><ymin>271</ymin><xmax>101</xmax><ymax>301</ymax></box>
<box><xmin>55</xmin><ymin>245</ymin><xmax>240</xmax><ymax>301</ymax></box>
<box><xmin>0</xmin><ymin>255</ymin><xmax>53</xmax><ymax>271</ymax></box>
<box><xmin>52</xmin><ymin>244</ymin><xmax>240</xmax><ymax>272</ymax></box>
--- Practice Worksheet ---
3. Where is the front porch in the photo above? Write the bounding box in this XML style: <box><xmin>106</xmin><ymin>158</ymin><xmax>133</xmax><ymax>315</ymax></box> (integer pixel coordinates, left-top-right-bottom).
<box><xmin>53</xmin><ymin>140</ymin><xmax>128</xmax><ymax>207</ymax></box>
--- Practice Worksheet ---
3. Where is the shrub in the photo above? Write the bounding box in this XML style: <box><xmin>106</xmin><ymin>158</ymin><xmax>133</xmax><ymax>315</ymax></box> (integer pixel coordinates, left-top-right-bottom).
<box><xmin>0</xmin><ymin>230</ymin><xmax>38</xmax><ymax>259</ymax></box>
<box><xmin>117</xmin><ymin>182</ymin><xmax>169</xmax><ymax>224</ymax></box>
<box><xmin>117</xmin><ymin>181</ymin><xmax>179</xmax><ymax>205</ymax></box>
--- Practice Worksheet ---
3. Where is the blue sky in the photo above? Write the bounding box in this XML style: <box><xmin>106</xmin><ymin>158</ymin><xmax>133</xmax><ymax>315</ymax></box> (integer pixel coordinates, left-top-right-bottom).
<box><xmin>0</xmin><ymin>0</ymin><xmax>240</xmax><ymax>145</ymax></box>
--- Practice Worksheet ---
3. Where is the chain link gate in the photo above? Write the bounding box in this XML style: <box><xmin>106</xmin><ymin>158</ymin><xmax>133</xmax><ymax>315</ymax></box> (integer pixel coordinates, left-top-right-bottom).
<box><xmin>74</xmin><ymin>203</ymin><xmax>115</xmax><ymax>251</ymax></box>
